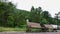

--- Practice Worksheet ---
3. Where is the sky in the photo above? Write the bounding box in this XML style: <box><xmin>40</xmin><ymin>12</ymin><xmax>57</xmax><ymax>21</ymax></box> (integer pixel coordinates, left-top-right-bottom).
<box><xmin>9</xmin><ymin>0</ymin><xmax>60</xmax><ymax>17</ymax></box>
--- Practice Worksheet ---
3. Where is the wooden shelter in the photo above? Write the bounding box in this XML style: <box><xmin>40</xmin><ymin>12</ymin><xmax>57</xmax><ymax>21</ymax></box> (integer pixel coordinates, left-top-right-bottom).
<box><xmin>26</xmin><ymin>19</ymin><xmax>57</xmax><ymax>32</ymax></box>
<box><xmin>44</xmin><ymin>24</ymin><xmax>58</xmax><ymax>32</ymax></box>
<box><xmin>27</xmin><ymin>22</ymin><xmax>41</xmax><ymax>28</ymax></box>
<box><xmin>26</xmin><ymin>22</ymin><xmax>41</xmax><ymax>32</ymax></box>
<box><xmin>44</xmin><ymin>24</ymin><xmax>53</xmax><ymax>29</ymax></box>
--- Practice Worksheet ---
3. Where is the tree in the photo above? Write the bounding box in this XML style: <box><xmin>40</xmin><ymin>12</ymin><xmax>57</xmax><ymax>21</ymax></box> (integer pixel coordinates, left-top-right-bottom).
<box><xmin>31</xmin><ymin>6</ymin><xmax>35</xmax><ymax>11</ymax></box>
<box><xmin>54</xmin><ymin>12</ymin><xmax>60</xmax><ymax>25</ymax></box>
<box><xmin>40</xmin><ymin>18</ymin><xmax>48</xmax><ymax>25</ymax></box>
<box><xmin>29</xmin><ymin>6</ymin><xmax>42</xmax><ymax>23</ymax></box>
<box><xmin>0</xmin><ymin>2</ymin><xmax>16</xmax><ymax>27</ymax></box>
<box><xmin>42</xmin><ymin>11</ymin><xmax>51</xmax><ymax>19</ymax></box>
<box><xmin>0</xmin><ymin>2</ymin><xmax>29</xmax><ymax>27</ymax></box>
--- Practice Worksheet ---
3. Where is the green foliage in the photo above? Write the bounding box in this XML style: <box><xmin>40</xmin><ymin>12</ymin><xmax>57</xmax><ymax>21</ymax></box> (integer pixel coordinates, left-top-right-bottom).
<box><xmin>0</xmin><ymin>2</ymin><xmax>15</xmax><ymax>27</ymax></box>
<box><xmin>0</xmin><ymin>1</ymin><xmax>60</xmax><ymax>28</ymax></box>
<box><xmin>42</xmin><ymin>11</ymin><xmax>51</xmax><ymax>19</ymax></box>
<box><xmin>29</xmin><ymin>7</ymin><xmax>42</xmax><ymax>23</ymax></box>
<box><xmin>41</xmin><ymin>18</ymin><xmax>48</xmax><ymax>25</ymax></box>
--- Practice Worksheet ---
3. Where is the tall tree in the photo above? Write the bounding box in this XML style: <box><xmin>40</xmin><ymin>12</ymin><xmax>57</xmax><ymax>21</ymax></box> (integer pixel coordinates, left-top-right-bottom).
<box><xmin>29</xmin><ymin>6</ymin><xmax>42</xmax><ymax>23</ymax></box>
<box><xmin>42</xmin><ymin>11</ymin><xmax>51</xmax><ymax>19</ymax></box>
<box><xmin>0</xmin><ymin>2</ymin><xmax>15</xmax><ymax>27</ymax></box>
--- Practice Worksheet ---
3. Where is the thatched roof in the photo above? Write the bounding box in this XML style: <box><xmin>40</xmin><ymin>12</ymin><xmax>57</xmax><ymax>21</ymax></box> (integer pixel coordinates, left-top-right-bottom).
<box><xmin>27</xmin><ymin>22</ymin><xmax>41</xmax><ymax>28</ymax></box>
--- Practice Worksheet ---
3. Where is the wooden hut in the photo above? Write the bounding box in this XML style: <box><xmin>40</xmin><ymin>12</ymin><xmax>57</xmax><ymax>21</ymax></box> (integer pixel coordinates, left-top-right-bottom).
<box><xmin>44</xmin><ymin>24</ymin><xmax>58</xmax><ymax>32</ymax></box>
<box><xmin>26</xmin><ymin>19</ymin><xmax>57</xmax><ymax>32</ymax></box>
<box><xmin>27</xmin><ymin>22</ymin><xmax>41</xmax><ymax>28</ymax></box>
<box><xmin>26</xmin><ymin>22</ymin><xmax>41</xmax><ymax>32</ymax></box>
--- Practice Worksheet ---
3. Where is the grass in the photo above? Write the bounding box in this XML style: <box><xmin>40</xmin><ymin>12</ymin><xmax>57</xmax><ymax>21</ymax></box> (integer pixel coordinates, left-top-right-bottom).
<box><xmin>31</xmin><ymin>28</ymin><xmax>42</xmax><ymax>32</ymax></box>
<box><xmin>0</xmin><ymin>27</ymin><xmax>26</xmax><ymax>32</ymax></box>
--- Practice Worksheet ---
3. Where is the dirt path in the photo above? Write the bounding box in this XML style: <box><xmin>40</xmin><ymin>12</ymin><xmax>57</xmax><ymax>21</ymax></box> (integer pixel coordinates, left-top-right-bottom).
<box><xmin>0</xmin><ymin>32</ymin><xmax>60</xmax><ymax>34</ymax></box>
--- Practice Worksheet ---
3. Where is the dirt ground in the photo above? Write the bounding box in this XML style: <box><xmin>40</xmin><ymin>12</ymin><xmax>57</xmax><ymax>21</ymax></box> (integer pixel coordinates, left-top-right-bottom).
<box><xmin>0</xmin><ymin>32</ymin><xmax>60</xmax><ymax>34</ymax></box>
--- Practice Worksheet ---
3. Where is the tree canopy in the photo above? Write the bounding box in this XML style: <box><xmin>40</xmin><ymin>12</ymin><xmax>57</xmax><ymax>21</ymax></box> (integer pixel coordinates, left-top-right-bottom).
<box><xmin>0</xmin><ymin>1</ymin><xmax>60</xmax><ymax>28</ymax></box>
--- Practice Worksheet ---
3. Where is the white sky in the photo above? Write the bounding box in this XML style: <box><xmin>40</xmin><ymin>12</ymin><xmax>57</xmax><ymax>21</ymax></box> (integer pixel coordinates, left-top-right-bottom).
<box><xmin>9</xmin><ymin>0</ymin><xmax>60</xmax><ymax>17</ymax></box>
